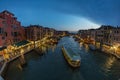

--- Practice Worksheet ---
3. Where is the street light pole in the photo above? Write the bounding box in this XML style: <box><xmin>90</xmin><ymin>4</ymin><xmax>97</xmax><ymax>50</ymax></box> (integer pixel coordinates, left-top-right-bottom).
<box><xmin>113</xmin><ymin>46</ymin><xmax>116</xmax><ymax>54</ymax></box>
<box><xmin>34</xmin><ymin>37</ymin><xmax>35</xmax><ymax>49</ymax></box>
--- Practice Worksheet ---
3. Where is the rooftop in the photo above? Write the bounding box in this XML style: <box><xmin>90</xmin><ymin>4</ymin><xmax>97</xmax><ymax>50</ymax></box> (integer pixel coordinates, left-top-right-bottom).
<box><xmin>1</xmin><ymin>10</ymin><xmax>14</xmax><ymax>16</ymax></box>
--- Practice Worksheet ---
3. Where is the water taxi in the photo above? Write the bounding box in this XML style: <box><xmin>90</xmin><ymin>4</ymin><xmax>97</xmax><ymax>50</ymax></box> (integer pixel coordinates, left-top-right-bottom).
<box><xmin>89</xmin><ymin>44</ymin><xmax>96</xmax><ymax>50</ymax></box>
<box><xmin>62</xmin><ymin>46</ymin><xmax>81</xmax><ymax>68</ymax></box>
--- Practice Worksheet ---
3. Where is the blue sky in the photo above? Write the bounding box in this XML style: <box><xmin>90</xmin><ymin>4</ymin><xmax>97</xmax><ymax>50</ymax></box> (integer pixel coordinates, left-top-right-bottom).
<box><xmin>0</xmin><ymin>0</ymin><xmax>120</xmax><ymax>31</ymax></box>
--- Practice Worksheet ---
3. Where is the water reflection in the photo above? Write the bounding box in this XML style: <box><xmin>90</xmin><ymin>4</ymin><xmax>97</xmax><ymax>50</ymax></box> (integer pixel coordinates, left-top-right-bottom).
<box><xmin>4</xmin><ymin>37</ymin><xmax>120</xmax><ymax>80</ymax></box>
<box><xmin>79</xmin><ymin>43</ymin><xmax>83</xmax><ymax>49</ymax></box>
<box><xmin>83</xmin><ymin>44</ymin><xmax>89</xmax><ymax>52</ymax></box>
<box><xmin>52</xmin><ymin>45</ymin><xmax>56</xmax><ymax>52</ymax></box>
<box><xmin>102</xmin><ymin>56</ymin><xmax>116</xmax><ymax>74</ymax></box>
<box><xmin>41</xmin><ymin>46</ymin><xmax>47</xmax><ymax>53</ymax></box>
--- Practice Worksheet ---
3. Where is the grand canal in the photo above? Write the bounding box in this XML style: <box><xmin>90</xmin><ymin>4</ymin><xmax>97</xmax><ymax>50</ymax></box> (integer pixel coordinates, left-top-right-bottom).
<box><xmin>4</xmin><ymin>37</ymin><xmax>120</xmax><ymax>80</ymax></box>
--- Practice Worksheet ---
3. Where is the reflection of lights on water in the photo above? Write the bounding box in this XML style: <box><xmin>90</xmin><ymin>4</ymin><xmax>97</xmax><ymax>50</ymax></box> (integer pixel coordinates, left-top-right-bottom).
<box><xmin>102</xmin><ymin>56</ymin><xmax>116</xmax><ymax>73</ymax></box>
<box><xmin>79</xmin><ymin>43</ymin><xmax>83</xmax><ymax>50</ymax></box>
<box><xmin>40</xmin><ymin>44</ymin><xmax>57</xmax><ymax>53</ymax></box>
<box><xmin>42</xmin><ymin>47</ymin><xmax>46</xmax><ymax>52</ymax></box>
<box><xmin>84</xmin><ymin>44</ymin><xmax>89</xmax><ymax>52</ymax></box>
<box><xmin>79</xmin><ymin>43</ymin><xmax>83</xmax><ymax>47</ymax></box>
<box><xmin>79</xmin><ymin>43</ymin><xmax>89</xmax><ymax>52</ymax></box>
<box><xmin>52</xmin><ymin>45</ymin><xmax>56</xmax><ymax>52</ymax></box>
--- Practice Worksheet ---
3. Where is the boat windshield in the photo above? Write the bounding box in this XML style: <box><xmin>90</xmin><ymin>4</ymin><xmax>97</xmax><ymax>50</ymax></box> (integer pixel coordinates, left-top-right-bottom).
<box><xmin>65</xmin><ymin>47</ymin><xmax>79</xmax><ymax>58</ymax></box>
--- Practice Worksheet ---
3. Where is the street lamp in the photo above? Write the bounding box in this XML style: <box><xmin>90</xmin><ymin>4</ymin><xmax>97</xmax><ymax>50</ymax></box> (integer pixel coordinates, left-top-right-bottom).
<box><xmin>113</xmin><ymin>46</ymin><xmax>117</xmax><ymax>54</ymax></box>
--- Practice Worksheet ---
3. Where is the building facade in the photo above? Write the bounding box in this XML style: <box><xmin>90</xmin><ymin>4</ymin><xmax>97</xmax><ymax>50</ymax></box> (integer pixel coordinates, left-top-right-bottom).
<box><xmin>0</xmin><ymin>10</ymin><xmax>25</xmax><ymax>47</ymax></box>
<box><xmin>0</xmin><ymin>18</ymin><xmax>6</xmax><ymax>47</ymax></box>
<box><xmin>95</xmin><ymin>25</ymin><xmax>120</xmax><ymax>46</ymax></box>
<box><xmin>25</xmin><ymin>25</ymin><xmax>47</xmax><ymax>41</ymax></box>
<box><xmin>78</xmin><ymin>25</ymin><xmax>120</xmax><ymax>55</ymax></box>
<box><xmin>112</xmin><ymin>27</ymin><xmax>120</xmax><ymax>46</ymax></box>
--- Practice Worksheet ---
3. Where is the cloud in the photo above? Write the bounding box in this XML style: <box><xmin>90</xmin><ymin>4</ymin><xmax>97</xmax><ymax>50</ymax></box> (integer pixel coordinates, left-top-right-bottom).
<box><xmin>1</xmin><ymin>0</ymin><xmax>119</xmax><ymax>26</ymax></box>
<box><xmin>45</xmin><ymin>0</ymin><xmax>120</xmax><ymax>26</ymax></box>
<box><xmin>0</xmin><ymin>0</ymin><xmax>119</xmax><ymax>31</ymax></box>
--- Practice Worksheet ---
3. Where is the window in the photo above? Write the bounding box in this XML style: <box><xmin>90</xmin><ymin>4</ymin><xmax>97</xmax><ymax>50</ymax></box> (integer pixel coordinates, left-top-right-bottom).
<box><xmin>4</xmin><ymin>32</ymin><xmax>7</xmax><ymax>36</ymax></box>
<box><xmin>13</xmin><ymin>26</ymin><xmax>18</xmax><ymax>30</ymax></box>
<box><xmin>0</xmin><ymin>28</ymin><xmax>4</xmax><ymax>34</ymax></box>
<box><xmin>17</xmin><ymin>39</ymin><xmax>20</xmax><ymax>41</ymax></box>
<box><xmin>2</xmin><ymin>37</ymin><xmax>5</xmax><ymax>40</ymax></box>
<box><xmin>2</xmin><ymin>21</ymin><xmax>6</xmax><ymax>24</ymax></box>
<box><xmin>11</xmin><ymin>32</ymin><xmax>13</xmax><ymax>36</ymax></box>
<box><xmin>12</xmin><ymin>32</ymin><xmax>18</xmax><ymax>37</ymax></box>
<box><xmin>114</xmin><ymin>38</ymin><xmax>115</xmax><ymax>40</ymax></box>
<box><xmin>116</xmin><ymin>38</ymin><xmax>118</xmax><ymax>41</ymax></box>
<box><xmin>109</xmin><ymin>35</ymin><xmax>111</xmax><ymax>38</ymax></box>
<box><xmin>2</xmin><ymin>21</ymin><xmax>7</xmax><ymax>27</ymax></box>
<box><xmin>117</xmin><ymin>31</ymin><xmax>119</xmax><ymax>33</ymax></box>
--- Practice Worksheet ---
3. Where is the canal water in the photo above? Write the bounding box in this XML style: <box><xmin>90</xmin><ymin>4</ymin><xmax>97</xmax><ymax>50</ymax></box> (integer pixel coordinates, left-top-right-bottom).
<box><xmin>4</xmin><ymin>37</ymin><xmax>120</xmax><ymax>80</ymax></box>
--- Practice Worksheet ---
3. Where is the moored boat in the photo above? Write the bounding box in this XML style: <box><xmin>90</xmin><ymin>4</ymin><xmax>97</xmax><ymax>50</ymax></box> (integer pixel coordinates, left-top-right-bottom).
<box><xmin>89</xmin><ymin>44</ymin><xmax>96</xmax><ymax>50</ymax></box>
<box><xmin>62</xmin><ymin>46</ymin><xmax>81</xmax><ymax>68</ymax></box>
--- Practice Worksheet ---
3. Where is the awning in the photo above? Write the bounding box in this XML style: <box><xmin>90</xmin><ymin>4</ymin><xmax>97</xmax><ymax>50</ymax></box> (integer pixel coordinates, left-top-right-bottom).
<box><xmin>14</xmin><ymin>40</ymin><xmax>30</xmax><ymax>47</ymax></box>
<box><xmin>104</xmin><ymin>43</ymin><xmax>112</xmax><ymax>46</ymax></box>
<box><xmin>0</xmin><ymin>46</ymin><xmax>6</xmax><ymax>51</ymax></box>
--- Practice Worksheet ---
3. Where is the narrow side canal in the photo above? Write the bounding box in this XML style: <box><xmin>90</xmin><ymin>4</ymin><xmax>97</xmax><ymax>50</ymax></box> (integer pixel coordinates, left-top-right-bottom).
<box><xmin>4</xmin><ymin>37</ymin><xmax>120</xmax><ymax>80</ymax></box>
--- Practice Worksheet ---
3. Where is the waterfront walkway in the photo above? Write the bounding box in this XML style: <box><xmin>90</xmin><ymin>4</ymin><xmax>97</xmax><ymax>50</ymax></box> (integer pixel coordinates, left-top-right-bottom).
<box><xmin>0</xmin><ymin>37</ymin><xmax>51</xmax><ymax>78</ymax></box>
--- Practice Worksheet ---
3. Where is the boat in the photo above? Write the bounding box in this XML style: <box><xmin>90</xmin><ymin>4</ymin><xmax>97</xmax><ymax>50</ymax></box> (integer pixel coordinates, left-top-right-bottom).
<box><xmin>89</xmin><ymin>44</ymin><xmax>96</xmax><ymax>50</ymax></box>
<box><xmin>52</xmin><ymin>39</ymin><xmax>58</xmax><ymax>44</ymax></box>
<box><xmin>62</xmin><ymin>46</ymin><xmax>81</xmax><ymax>68</ymax></box>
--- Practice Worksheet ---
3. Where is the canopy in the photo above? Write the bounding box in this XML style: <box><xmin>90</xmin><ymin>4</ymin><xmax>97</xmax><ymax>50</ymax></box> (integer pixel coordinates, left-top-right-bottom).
<box><xmin>0</xmin><ymin>46</ymin><xmax>6</xmax><ymax>51</ymax></box>
<box><xmin>14</xmin><ymin>40</ymin><xmax>30</xmax><ymax>47</ymax></box>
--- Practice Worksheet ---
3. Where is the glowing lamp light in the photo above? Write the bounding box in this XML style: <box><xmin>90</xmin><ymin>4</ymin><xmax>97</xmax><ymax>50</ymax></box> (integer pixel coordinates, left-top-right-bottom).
<box><xmin>113</xmin><ymin>46</ymin><xmax>117</xmax><ymax>50</ymax></box>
